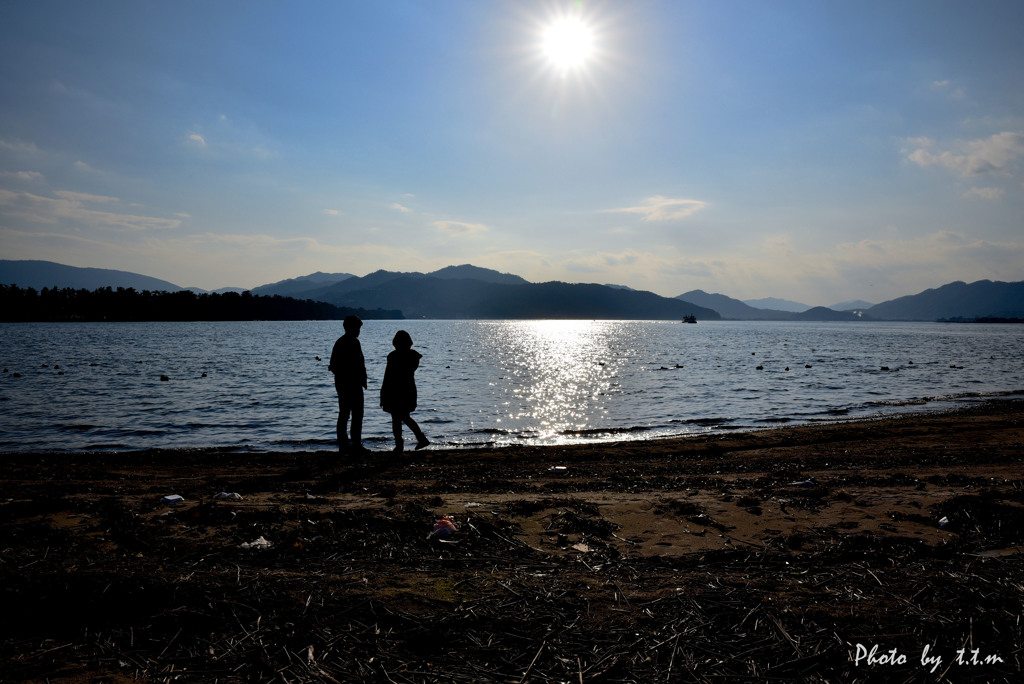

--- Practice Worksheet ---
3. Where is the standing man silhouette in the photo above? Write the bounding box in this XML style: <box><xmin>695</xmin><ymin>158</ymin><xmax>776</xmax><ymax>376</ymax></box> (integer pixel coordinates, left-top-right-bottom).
<box><xmin>329</xmin><ymin>315</ymin><xmax>368</xmax><ymax>454</ymax></box>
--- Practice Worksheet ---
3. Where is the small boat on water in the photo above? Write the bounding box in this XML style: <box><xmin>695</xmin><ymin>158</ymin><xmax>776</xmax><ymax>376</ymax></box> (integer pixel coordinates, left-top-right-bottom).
<box><xmin>682</xmin><ymin>315</ymin><xmax>698</xmax><ymax>324</ymax></box>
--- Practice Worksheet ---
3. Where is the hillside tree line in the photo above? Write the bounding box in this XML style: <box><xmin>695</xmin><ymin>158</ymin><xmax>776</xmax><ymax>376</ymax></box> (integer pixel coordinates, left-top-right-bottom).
<box><xmin>0</xmin><ymin>284</ymin><xmax>402</xmax><ymax>322</ymax></box>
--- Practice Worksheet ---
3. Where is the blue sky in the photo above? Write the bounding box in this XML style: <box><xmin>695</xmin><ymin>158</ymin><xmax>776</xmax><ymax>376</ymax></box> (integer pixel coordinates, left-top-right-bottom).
<box><xmin>1</xmin><ymin>1</ymin><xmax>1022</xmax><ymax>305</ymax></box>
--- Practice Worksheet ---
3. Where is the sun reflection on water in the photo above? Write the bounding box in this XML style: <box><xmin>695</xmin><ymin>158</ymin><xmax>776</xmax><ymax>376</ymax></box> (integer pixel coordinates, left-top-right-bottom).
<box><xmin>480</xmin><ymin>320</ymin><xmax>623</xmax><ymax>444</ymax></box>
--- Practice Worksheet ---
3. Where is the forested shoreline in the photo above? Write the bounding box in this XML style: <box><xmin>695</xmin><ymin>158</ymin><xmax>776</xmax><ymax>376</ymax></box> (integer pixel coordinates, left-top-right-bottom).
<box><xmin>0</xmin><ymin>284</ymin><xmax>402</xmax><ymax>322</ymax></box>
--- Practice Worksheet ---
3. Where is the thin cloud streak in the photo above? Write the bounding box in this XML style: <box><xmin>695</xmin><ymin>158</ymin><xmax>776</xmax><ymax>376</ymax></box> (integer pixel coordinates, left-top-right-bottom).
<box><xmin>962</xmin><ymin>187</ymin><xmax>1004</xmax><ymax>200</ymax></box>
<box><xmin>0</xmin><ymin>190</ymin><xmax>181</xmax><ymax>231</ymax></box>
<box><xmin>904</xmin><ymin>132</ymin><xmax>1024</xmax><ymax>177</ymax></box>
<box><xmin>604</xmin><ymin>196</ymin><xmax>708</xmax><ymax>222</ymax></box>
<box><xmin>434</xmin><ymin>221</ymin><xmax>489</xmax><ymax>235</ymax></box>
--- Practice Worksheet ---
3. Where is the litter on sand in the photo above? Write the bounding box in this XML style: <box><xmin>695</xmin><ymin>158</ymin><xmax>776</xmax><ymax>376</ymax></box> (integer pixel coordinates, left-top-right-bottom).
<box><xmin>240</xmin><ymin>536</ymin><xmax>272</xmax><ymax>550</ymax></box>
<box><xmin>427</xmin><ymin>515</ymin><xmax>459</xmax><ymax>540</ymax></box>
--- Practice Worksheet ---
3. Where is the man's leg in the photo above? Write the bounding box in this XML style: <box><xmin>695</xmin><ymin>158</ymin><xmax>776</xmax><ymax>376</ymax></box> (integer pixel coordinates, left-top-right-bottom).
<box><xmin>336</xmin><ymin>401</ymin><xmax>350</xmax><ymax>453</ymax></box>
<box><xmin>351</xmin><ymin>401</ymin><xmax>364</xmax><ymax>447</ymax></box>
<box><xmin>348</xmin><ymin>388</ymin><xmax>368</xmax><ymax>453</ymax></box>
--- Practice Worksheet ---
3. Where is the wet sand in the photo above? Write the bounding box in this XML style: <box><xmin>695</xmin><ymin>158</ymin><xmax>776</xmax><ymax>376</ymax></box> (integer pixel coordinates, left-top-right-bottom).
<box><xmin>1</xmin><ymin>399</ymin><xmax>1023</xmax><ymax>682</ymax></box>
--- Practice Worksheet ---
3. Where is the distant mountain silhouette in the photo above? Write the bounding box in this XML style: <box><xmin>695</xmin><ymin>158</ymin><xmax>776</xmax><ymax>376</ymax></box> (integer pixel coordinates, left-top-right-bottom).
<box><xmin>251</xmin><ymin>271</ymin><xmax>355</xmax><ymax>297</ymax></box>
<box><xmin>830</xmin><ymin>299</ymin><xmax>874</xmax><ymax>311</ymax></box>
<box><xmin>678</xmin><ymin>290</ymin><xmax>797</xmax><ymax>320</ymax></box>
<box><xmin>793</xmin><ymin>306</ymin><xmax>863</xmax><ymax>321</ymax></box>
<box><xmin>294</xmin><ymin>269</ymin><xmax>422</xmax><ymax>302</ymax></box>
<box><xmin>680</xmin><ymin>291</ymin><xmax>870</xmax><ymax>321</ymax></box>
<box><xmin>9</xmin><ymin>260</ymin><xmax>1019</xmax><ymax>322</ymax></box>
<box><xmin>317</xmin><ymin>276</ymin><xmax>720</xmax><ymax>320</ymax></box>
<box><xmin>866</xmin><ymin>280</ymin><xmax>1024</xmax><ymax>321</ymax></box>
<box><xmin>289</xmin><ymin>266</ymin><xmax>531</xmax><ymax>305</ymax></box>
<box><xmin>428</xmin><ymin>264</ymin><xmax>529</xmax><ymax>285</ymax></box>
<box><xmin>743</xmin><ymin>296</ymin><xmax>811</xmax><ymax>313</ymax></box>
<box><xmin>0</xmin><ymin>260</ymin><xmax>185</xmax><ymax>292</ymax></box>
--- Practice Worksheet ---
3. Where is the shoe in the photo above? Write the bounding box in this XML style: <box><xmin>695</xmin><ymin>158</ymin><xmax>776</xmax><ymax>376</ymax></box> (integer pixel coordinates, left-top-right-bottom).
<box><xmin>349</xmin><ymin>444</ymin><xmax>371</xmax><ymax>455</ymax></box>
<box><xmin>415</xmin><ymin>437</ymin><xmax>430</xmax><ymax>450</ymax></box>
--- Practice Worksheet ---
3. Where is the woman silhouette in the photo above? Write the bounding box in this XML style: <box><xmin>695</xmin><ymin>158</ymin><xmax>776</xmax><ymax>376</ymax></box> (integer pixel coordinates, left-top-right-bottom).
<box><xmin>380</xmin><ymin>330</ymin><xmax>430</xmax><ymax>453</ymax></box>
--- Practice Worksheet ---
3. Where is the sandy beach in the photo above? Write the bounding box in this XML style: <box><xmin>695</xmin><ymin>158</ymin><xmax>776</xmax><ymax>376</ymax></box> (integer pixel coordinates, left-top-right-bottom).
<box><xmin>1</xmin><ymin>399</ymin><xmax>1022</xmax><ymax>682</ymax></box>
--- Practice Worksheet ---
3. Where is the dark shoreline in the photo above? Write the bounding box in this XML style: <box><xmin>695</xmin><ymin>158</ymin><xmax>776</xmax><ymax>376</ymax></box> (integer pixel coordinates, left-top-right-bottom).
<box><xmin>4</xmin><ymin>393</ymin><xmax>1019</xmax><ymax>456</ymax></box>
<box><xmin>3</xmin><ymin>394</ymin><xmax>1020</xmax><ymax>461</ymax></box>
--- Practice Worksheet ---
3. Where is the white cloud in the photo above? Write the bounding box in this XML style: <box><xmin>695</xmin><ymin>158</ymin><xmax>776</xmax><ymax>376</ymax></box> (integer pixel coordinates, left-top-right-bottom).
<box><xmin>903</xmin><ymin>136</ymin><xmax>934</xmax><ymax>148</ymax></box>
<box><xmin>195</xmin><ymin>233</ymin><xmax>324</xmax><ymax>249</ymax></box>
<box><xmin>54</xmin><ymin>190</ymin><xmax>119</xmax><ymax>203</ymax></box>
<box><xmin>513</xmin><ymin>247</ymin><xmax>722</xmax><ymax>293</ymax></box>
<box><xmin>251</xmin><ymin>146</ymin><xmax>275</xmax><ymax>160</ymax></box>
<box><xmin>738</xmin><ymin>231</ymin><xmax>1024</xmax><ymax>301</ymax></box>
<box><xmin>434</xmin><ymin>220</ymin><xmax>488</xmax><ymax>235</ymax></box>
<box><xmin>905</xmin><ymin>131</ymin><xmax>1024</xmax><ymax>177</ymax></box>
<box><xmin>185</xmin><ymin>116</ymin><xmax>278</xmax><ymax>160</ymax></box>
<box><xmin>930</xmin><ymin>79</ymin><xmax>965</xmax><ymax>100</ymax></box>
<box><xmin>962</xmin><ymin>187</ymin><xmax>1004</xmax><ymax>200</ymax></box>
<box><xmin>74</xmin><ymin>161</ymin><xmax>101</xmax><ymax>173</ymax></box>
<box><xmin>0</xmin><ymin>171</ymin><xmax>43</xmax><ymax>182</ymax></box>
<box><xmin>0</xmin><ymin>138</ymin><xmax>41</xmax><ymax>155</ymax></box>
<box><xmin>0</xmin><ymin>189</ymin><xmax>181</xmax><ymax>231</ymax></box>
<box><xmin>855</xmin><ymin>233</ymin><xmax>1022</xmax><ymax>276</ymax></box>
<box><xmin>468</xmin><ymin>250</ymin><xmax>552</xmax><ymax>279</ymax></box>
<box><xmin>143</xmin><ymin>234</ymin><xmax>429</xmax><ymax>288</ymax></box>
<box><xmin>325</xmin><ymin>209</ymin><xmax>341</xmax><ymax>216</ymax></box>
<box><xmin>604</xmin><ymin>195</ymin><xmax>708</xmax><ymax>222</ymax></box>
<box><xmin>0</xmin><ymin>225</ymin><xmax>112</xmax><ymax>249</ymax></box>
<box><xmin>391</xmin><ymin>203</ymin><xmax>413</xmax><ymax>213</ymax></box>
<box><xmin>0</xmin><ymin>225</ymin><xmax>433</xmax><ymax>289</ymax></box>
<box><xmin>554</xmin><ymin>232</ymin><xmax>1024</xmax><ymax>303</ymax></box>
<box><xmin>563</xmin><ymin>250</ymin><xmax>643</xmax><ymax>273</ymax></box>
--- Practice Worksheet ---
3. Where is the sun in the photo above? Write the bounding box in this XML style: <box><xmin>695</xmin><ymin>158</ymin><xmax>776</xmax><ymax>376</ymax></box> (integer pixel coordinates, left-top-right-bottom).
<box><xmin>541</xmin><ymin>17</ymin><xmax>595</xmax><ymax>73</ymax></box>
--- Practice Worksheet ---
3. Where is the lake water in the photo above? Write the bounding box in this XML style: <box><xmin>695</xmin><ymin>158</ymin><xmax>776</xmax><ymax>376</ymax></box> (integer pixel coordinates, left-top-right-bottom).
<box><xmin>1</xmin><ymin>320</ymin><xmax>1021</xmax><ymax>453</ymax></box>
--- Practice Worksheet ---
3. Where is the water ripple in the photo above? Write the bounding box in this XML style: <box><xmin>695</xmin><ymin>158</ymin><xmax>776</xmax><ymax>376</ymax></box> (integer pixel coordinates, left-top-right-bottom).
<box><xmin>0</xmin><ymin>319</ymin><xmax>1021</xmax><ymax>452</ymax></box>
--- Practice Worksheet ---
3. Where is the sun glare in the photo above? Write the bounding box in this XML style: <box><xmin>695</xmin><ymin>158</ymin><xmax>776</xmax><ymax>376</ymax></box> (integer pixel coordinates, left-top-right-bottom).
<box><xmin>541</xmin><ymin>17</ymin><xmax>594</xmax><ymax>72</ymax></box>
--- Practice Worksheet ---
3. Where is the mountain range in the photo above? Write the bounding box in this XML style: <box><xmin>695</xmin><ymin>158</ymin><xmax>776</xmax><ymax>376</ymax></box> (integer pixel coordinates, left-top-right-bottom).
<box><xmin>679</xmin><ymin>291</ymin><xmax>872</xmax><ymax>321</ymax></box>
<box><xmin>270</xmin><ymin>265</ymin><xmax>718</xmax><ymax>320</ymax></box>
<box><xmin>0</xmin><ymin>260</ymin><xmax>184</xmax><ymax>293</ymax></box>
<box><xmin>742</xmin><ymin>297</ymin><xmax>812</xmax><ymax>313</ymax></box>
<box><xmin>864</xmin><ymin>280</ymin><xmax>1024</xmax><ymax>321</ymax></box>
<box><xmin>2</xmin><ymin>259</ymin><xmax>1021</xmax><ymax>322</ymax></box>
<box><xmin>250</xmin><ymin>271</ymin><xmax>356</xmax><ymax>297</ymax></box>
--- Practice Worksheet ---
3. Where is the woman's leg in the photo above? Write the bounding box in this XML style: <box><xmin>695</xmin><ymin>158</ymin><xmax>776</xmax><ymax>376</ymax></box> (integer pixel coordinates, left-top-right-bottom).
<box><xmin>403</xmin><ymin>415</ymin><xmax>429</xmax><ymax>449</ymax></box>
<box><xmin>391</xmin><ymin>413</ymin><xmax>404</xmax><ymax>452</ymax></box>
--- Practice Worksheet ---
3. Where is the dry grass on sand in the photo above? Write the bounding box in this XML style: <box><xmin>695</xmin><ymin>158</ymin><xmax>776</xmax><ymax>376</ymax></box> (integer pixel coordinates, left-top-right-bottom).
<box><xmin>2</xmin><ymin>400</ymin><xmax>1024</xmax><ymax>682</ymax></box>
